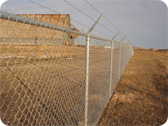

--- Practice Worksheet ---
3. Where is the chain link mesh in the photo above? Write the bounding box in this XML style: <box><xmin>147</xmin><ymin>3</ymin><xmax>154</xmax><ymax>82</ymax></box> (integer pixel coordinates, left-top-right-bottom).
<box><xmin>88</xmin><ymin>39</ymin><xmax>111</xmax><ymax>125</ymax></box>
<box><xmin>0</xmin><ymin>11</ymin><xmax>134</xmax><ymax>125</ymax></box>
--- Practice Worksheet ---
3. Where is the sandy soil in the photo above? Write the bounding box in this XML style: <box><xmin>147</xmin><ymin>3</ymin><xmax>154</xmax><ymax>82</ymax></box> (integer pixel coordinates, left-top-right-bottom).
<box><xmin>0</xmin><ymin>44</ymin><xmax>118</xmax><ymax>125</ymax></box>
<box><xmin>1</xmin><ymin>45</ymin><xmax>167</xmax><ymax>125</ymax></box>
<box><xmin>98</xmin><ymin>49</ymin><xmax>168</xmax><ymax>125</ymax></box>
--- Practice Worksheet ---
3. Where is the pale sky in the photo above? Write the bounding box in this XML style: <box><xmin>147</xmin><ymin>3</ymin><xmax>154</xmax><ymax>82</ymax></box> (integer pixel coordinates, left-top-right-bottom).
<box><xmin>0</xmin><ymin>0</ymin><xmax>167</xmax><ymax>49</ymax></box>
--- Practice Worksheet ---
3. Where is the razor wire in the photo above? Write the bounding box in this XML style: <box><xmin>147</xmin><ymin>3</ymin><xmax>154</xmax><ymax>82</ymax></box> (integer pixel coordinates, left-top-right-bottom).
<box><xmin>0</xmin><ymin>10</ymin><xmax>134</xmax><ymax>126</ymax></box>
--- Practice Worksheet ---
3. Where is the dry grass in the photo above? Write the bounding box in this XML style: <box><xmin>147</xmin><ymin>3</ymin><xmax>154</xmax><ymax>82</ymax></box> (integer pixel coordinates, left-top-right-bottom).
<box><xmin>98</xmin><ymin>49</ymin><xmax>168</xmax><ymax>125</ymax></box>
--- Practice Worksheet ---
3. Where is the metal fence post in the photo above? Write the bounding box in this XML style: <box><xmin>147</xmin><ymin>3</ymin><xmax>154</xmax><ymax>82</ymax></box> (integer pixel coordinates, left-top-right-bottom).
<box><xmin>84</xmin><ymin>35</ymin><xmax>90</xmax><ymax>126</ymax></box>
<box><xmin>109</xmin><ymin>41</ymin><xmax>113</xmax><ymax>97</ymax></box>
<box><xmin>84</xmin><ymin>14</ymin><xmax>104</xmax><ymax>126</ymax></box>
<box><xmin>120</xmin><ymin>36</ymin><xmax>127</xmax><ymax>74</ymax></box>
<box><xmin>109</xmin><ymin>31</ymin><xmax>120</xmax><ymax>97</ymax></box>
<box><xmin>118</xmin><ymin>42</ymin><xmax>121</xmax><ymax>80</ymax></box>
<box><xmin>123</xmin><ymin>43</ymin><xmax>125</xmax><ymax>72</ymax></box>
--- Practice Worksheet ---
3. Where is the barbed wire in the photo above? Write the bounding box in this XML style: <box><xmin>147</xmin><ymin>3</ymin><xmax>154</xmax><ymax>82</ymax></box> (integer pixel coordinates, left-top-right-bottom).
<box><xmin>83</xmin><ymin>0</ymin><xmax>119</xmax><ymax>31</ymax></box>
<box><xmin>27</xmin><ymin>0</ymin><xmax>60</xmax><ymax>13</ymax></box>
<box><xmin>83</xmin><ymin>0</ymin><xmax>128</xmax><ymax>39</ymax></box>
<box><xmin>63</xmin><ymin>0</ymin><xmax>122</xmax><ymax>37</ymax></box>
<box><xmin>27</xmin><ymin>0</ymin><xmax>116</xmax><ymax>39</ymax></box>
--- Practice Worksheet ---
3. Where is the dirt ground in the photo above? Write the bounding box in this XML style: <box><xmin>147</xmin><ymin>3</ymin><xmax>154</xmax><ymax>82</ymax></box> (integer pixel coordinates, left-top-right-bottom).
<box><xmin>98</xmin><ymin>49</ymin><xmax>168</xmax><ymax>125</ymax></box>
<box><xmin>0</xmin><ymin>44</ymin><xmax>116</xmax><ymax>125</ymax></box>
<box><xmin>0</xmin><ymin>45</ymin><xmax>87</xmax><ymax>125</ymax></box>
<box><xmin>1</xmin><ymin>44</ymin><xmax>167</xmax><ymax>125</ymax></box>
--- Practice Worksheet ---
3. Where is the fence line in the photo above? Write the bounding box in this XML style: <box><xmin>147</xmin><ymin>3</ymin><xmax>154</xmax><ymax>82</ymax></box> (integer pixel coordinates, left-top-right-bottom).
<box><xmin>0</xmin><ymin>9</ymin><xmax>134</xmax><ymax>126</ymax></box>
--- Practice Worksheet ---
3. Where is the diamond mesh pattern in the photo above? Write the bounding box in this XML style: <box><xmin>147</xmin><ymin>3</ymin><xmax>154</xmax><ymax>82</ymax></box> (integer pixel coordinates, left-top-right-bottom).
<box><xmin>0</xmin><ymin>12</ymin><xmax>86</xmax><ymax>125</ymax></box>
<box><xmin>0</xmin><ymin>11</ymin><xmax>134</xmax><ymax>125</ymax></box>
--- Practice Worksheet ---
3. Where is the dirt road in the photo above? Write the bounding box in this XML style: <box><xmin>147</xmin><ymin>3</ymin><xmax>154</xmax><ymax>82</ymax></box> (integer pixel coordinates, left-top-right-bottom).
<box><xmin>98</xmin><ymin>49</ymin><xmax>168</xmax><ymax>125</ymax></box>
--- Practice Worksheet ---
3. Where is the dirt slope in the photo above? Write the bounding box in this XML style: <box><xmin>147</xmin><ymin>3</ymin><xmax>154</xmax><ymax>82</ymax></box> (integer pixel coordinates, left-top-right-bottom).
<box><xmin>98</xmin><ymin>49</ymin><xmax>168</xmax><ymax>125</ymax></box>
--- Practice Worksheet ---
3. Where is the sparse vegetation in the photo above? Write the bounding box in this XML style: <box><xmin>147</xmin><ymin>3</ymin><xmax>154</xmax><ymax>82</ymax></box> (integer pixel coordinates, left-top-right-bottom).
<box><xmin>98</xmin><ymin>48</ymin><xmax>168</xmax><ymax>125</ymax></box>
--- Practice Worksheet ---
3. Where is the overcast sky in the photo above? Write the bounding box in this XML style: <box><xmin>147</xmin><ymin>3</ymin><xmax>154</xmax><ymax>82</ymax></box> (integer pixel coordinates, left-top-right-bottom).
<box><xmin>0</xmin><ymin>0</ymin><xmax>167</xmax><ymax>49</ymax></box>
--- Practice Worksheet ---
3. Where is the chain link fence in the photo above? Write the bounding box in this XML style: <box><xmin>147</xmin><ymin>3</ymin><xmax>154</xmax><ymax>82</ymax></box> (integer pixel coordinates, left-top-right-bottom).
<box><xmin>0</xmin><ymin>10</ymin><xmax>134</xmax><ymax>125</ymax></box>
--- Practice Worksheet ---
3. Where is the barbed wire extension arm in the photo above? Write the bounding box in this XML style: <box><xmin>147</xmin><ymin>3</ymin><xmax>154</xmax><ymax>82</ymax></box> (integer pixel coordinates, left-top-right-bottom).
<box><xmin>63</xmin><ymin>0</ymin><xmax>120</xmax><ymax>36</ymax></box>
<box><xmin>83</xmin><ymin>0</ymin><xmax>129</xmax><ymax>40</ymax></box>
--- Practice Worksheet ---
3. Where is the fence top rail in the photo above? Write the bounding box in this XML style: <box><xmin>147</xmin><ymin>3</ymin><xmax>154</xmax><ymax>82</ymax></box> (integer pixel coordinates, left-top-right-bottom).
<box><xmin>0</xmin><ymin>10</ymin><xmax>131</xmax><ymax>45</ymax></box>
